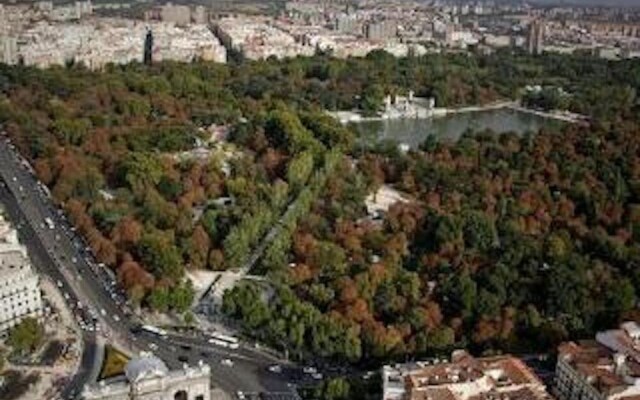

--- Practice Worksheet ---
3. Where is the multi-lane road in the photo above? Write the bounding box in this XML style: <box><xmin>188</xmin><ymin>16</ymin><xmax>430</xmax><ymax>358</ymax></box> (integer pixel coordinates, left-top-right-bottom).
<box><xmin>0</xmin><ymin>135</ymin><xmax>304</xmax><ymax>399</ymax></box>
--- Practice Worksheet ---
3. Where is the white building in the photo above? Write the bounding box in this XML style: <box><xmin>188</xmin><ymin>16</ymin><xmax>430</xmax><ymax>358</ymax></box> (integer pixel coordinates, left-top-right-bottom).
<box><xmin>556</xmin><ymin>322</ymin><xmax>640</xmax><ymax>400</ymax></box>
<box><xmin>83</xmin><ymin>354</ymin><xmax>213</xmax><ymax>400</ymax></box>
<box><xmin>0</xmin><ymin>214</ymin><xmax>43</xmax><ymax>333</ymax></box>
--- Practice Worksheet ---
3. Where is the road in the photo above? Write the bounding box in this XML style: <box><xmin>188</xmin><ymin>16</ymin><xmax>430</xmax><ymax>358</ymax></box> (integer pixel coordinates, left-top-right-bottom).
<box><xmin>0</xmin><ymin>136</ymin><xmax>303</xmax><ymax>399</ymax></box>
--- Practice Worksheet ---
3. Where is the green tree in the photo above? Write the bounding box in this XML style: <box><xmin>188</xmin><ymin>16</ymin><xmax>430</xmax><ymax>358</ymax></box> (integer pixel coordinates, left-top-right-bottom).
<box><xmin>148</xmin><ymin>286</ymin><xmax>170</xmax><ymax>312</ymax></box>
<box><xmin>360</xmin><ymin>84</ymin><xmax>385</xmax><ymax>116</ymax></box>
<box><xmin>8</xmin><ymin>317</ymin><xmax>44</xmax><ymax>356</ymax></box>
<box><xmin>138</xmin><ymin>231</ymin><xmax>183</xmax><ymax>281</ymax></box>
<box><xmin>117</xmin><ymin>152</ymin><xmax>163</xmax><ymax>195</ymax></box>
<box><xmin>287</xmin><ymin>151</ymin><xmax>314</xmax><ymax>192</ymax></box>
<box><xmin>323</xmin><ymin>378</ymin><xmax>351</xmax><ymax>400</ymax></box>
<box><xmin>462</xmin><ymin>211</ymin><xmax>496</xmax><ymax>252</ymax></box>
<box><xmin>168</xmin><ymin>281</ymin><xmax>195</xmax><ymax>313</ymax></box>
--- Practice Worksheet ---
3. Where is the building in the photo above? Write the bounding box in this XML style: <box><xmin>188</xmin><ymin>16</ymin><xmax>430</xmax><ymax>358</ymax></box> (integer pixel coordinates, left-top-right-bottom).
<box><xmin>383</xmin><ymin>350</ymin><xmax>553</xmax><ymax>400</ymax></box>
<box><xmin>0</xmin><ymin>214</ymin><xmax>43</xmax><ymax>333</ymax></box>
<box><xmin>191</xmin><ymin>6</ymin><xmax>207</xmax><ymax>24</ymax></box>
<box><xmin>335</xmin><ymin>13</ymin><xmax>360</xmax><ymax>35</ymax></box>
<box><xmin>159</xmin><ymin>3</ymin><xmax>191</xmax><ymax>26</ymax></box>
<box><xmin>82</xmin><ymin>354</ymin><xmax>212</xmax><ymax>400</ymax></box>
<box><xmin>527</xmin><ymin>20</ymin><xmax>545</xmax><ymax>55</ymax></box>
<box><xmin>0</xmin><ymin>35</ymin><xmax>18</xmax><ymax>65</ymax></box>
<box><xmin>74</xmin><ymin>0</ymin><xmax>93</xmax><ymax>19</ymax></box>
<box><xmin>365</xmin><ymin>20</ymin><xmax>397</xmax><ymax>41</ymax></box>
<box><xmin>555</xmin><ymin>322</ymin><xmax>640</xmax><ymax>400</ymax></box>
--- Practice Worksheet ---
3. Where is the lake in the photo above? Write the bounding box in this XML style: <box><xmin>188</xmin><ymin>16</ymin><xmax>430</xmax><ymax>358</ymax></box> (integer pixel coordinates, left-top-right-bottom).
<box><xmin>351</xmin><ymin>108</ymin><xmax>566</xmax><ymax>148</ymax></box>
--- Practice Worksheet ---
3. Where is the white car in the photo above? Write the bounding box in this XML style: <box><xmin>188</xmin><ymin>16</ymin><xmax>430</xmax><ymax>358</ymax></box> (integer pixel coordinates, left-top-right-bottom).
<box><xmin>303</xmin><ymin>366</ymin><xmax>317</xmax><ymax>374</ymax></box>
<box><xmin>312</xmin><ymin>373</ymin><xmax>323</xmax><ymax>380</ymax></box>
<box><xmin>221</xmin><ymin>359</ymin><xmax>234</xmax><ymax>367</ymax></box>
<box><xmin>237</xmin><ymin>391</ymin><xmax>245</xmax><ymax>400</ymax></box>
<box><xmin>268</xmin><ymin>365</ymin><xmax>282</xmax><ymax>373</ymax></box>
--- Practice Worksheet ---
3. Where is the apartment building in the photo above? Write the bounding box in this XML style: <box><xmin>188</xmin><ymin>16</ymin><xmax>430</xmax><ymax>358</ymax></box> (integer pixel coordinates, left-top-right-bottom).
<box><xmin>555</xmin><ymin>322</ymin><xmax>640</xmax><ymax>400</ymax></box>
<box><xmin>383</xmin><ymin>350</ymin><xmax>552</xmax><ymax>400</ymax></box>
<box><xmin>0</xmin><ymin>214</ymin><xmax>43</xmax><ymax>333</ymax></box>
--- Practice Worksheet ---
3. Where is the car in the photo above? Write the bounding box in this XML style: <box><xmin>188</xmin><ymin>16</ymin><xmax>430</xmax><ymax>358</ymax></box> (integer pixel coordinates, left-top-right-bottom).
<box><xmin>363</xmin><ymin>371</ymin><xmax>375</xmax><ymax>380</ymax></box>
<box><xmin>149</xmin><ymin>343</ymin><xmax>158</xmax><ymax>351</ymax></box>
<box><xmin>237</xmin><ymin>391</ymin><xmax>245</xmax><ymax>400</ymax></box>
<box><xmin>303</xmin><ymin>366</ymin><xmax>317</xmax><ymax>374</ymax></box>
<box><xmin>312</xmin><ymin>372</ymin><xmax>323</xmax><ymax>380</ymax></box>
<box><xmin>100</xmin><ymin>308</ymin><xmax>106</xmax><ymax>316</ymax></box>
<box><xmin>180</xmin><ymin>345</ymin><xmax>192</xmax><ymax>351</ymax></box>
<box><xmin>178</xmin><ymin>355</ymin><xmax>189</xmax><ymax>363</ymax></box>
<box><xmin>113</xmin><ymin>315</ymin><xmax>120</xmax><ymax>322</ymax></box>
<box><xmin>56</xmin><ymin>280</ymin><xmax>63</xmax><ymax>288</ymax></box>
<box><xmin>72</xmin><ymin>257</ymin><xmax>77</xmax><ymax>264</ymax></box>
<box><xmin>63</xmin><ymin>293</ymin><xmax>70</xmax><ymax>300</ymax></box>
<box><xmin>221</xmin><ymin>358</ymin><xmax>234</xmax><ymax>367</ymax></box>
<box><xmin>268</xmin><ymin>365</ymin><xmax>282</xmax><ymax>373</ymax></box>
<box><xmin>200</xmin><ymin>351</ymin><xmax>211</xmax><ymax>358</ymax></box>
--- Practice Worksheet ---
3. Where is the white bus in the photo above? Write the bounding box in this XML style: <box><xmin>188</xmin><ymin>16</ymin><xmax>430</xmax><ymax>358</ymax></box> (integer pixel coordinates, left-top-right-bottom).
<box><xmin>141</xmin><ymin>325</ymin><xmax>168</xmax><ymax>337</ymax></box>
<box><xmin>209</xmin><ymin>332</ymin><xmax>240</xmax><ymax>349</ymax></box>
<box><xmin>208</xmin><ymin>338</ymin><xmax>240</xmax><ymax>350</ymax></box>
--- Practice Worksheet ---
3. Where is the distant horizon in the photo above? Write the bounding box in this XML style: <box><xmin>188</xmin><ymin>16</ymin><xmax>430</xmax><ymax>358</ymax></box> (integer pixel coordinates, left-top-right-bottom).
<box><xmin>528</xmin><ymin>0</ymin><xmax>640</xmax><ymax>7</ymax></box>
<box><xmin>447</xmin><ymin>0</ymin><xmax>640</xmax><ymax>8</ymax></box>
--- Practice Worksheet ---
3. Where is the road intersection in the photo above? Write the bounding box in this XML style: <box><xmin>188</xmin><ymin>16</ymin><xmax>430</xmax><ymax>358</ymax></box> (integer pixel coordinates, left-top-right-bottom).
<box><xmin>0</xmin><ymin>136</ymin><xmax>303</xmax><ymax>400</ymax></box>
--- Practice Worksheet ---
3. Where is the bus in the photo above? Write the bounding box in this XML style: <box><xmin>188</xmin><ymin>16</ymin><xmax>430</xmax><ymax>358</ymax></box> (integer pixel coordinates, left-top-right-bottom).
<box><xmin>141</xmin><ymin>325</ymin><xmax>168</xmax><ymax>337</ymax></box>
<box><xmin>208</xmin><ymin>338</ymin><xmax>239</xmax><ymax>350</ymax></box>
<box><xmin>208</xmin><ymin>332</ymin><xmax>240</xmax><ymax>349</ymax></box>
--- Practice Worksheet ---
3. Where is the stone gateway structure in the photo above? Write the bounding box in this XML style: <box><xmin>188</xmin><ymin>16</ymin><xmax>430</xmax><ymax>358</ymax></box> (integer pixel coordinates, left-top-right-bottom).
<box><xmin>82</xmin><ymin>354</ymin><xmax>211</xmax><ymax>400</ymax></box>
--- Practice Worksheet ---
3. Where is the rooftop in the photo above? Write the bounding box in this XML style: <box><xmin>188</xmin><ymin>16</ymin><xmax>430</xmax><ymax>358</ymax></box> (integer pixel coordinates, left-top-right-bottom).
<box><xmin>124</xmin><ymin>355</ymin><xmax>169</xmax><ymax>383</ymax></box>
<box><xmin>383</xmin><ymin>351</ymin><xmax>551</xmax><ymax>400</ymax></box>
<box><xmin>558</xmin><ymin>322</ymin><xmax>640</xmax><ymax>400</ymax></box>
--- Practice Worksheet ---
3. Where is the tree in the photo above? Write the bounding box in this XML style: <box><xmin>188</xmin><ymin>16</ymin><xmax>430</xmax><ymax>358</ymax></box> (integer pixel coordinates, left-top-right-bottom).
<box><xmin>148</xmin><ymin>286</ymin><xmax>170</xmax><ymax>312</ymax></box>
<box><xmin>443</xmin><ymin>270</ymin><xmax>477</xmax><ymax>319</ymax></box>
<box><xmin>111</xmin><ymin>216</ymin><xmax>143</xmax><ymax>247</ymax></box>
<box><xmin>462</xmin><ymin>211</ymin><xmax>496</xmax><ymax>252</ymax></box>
<box><xmin>360</xmin><ymin>84</ymin><xmax>385</xmax><ymax>116</ymax></box>
<box><xmin>117</xmin><ymin>152</ymin><xmax>163</xmax><ymax>194</ymax></box>
<box><xmin>323</xmin><ymin>378</ymin><xmax>351</xmax><ymax>400</ymax></box>
<box><xmin>8</xmin><ymin>317</ymin><xmax>44</xmax><ymax>356</ymax></box>
<box><xmin>168</xmin><ymin>281</ymin><xmax>195</xmax><ymax>312</ymax></box>
<box><xmin>188</xmin><ymin>225</ymin><xmax>210</xmax><ymax>270</ymax></box>
<box><xmin>138</xmin><ymin>231</ymin><xmax>183</xmax><ymax>281</ymax></box>
<box><xmin>287</xmin><ymin>151</ymin><xmax>314</xmax><ymax>191</ymax></box>
<box><xmin>310</xmin><ymin>241</ymin><xmax>347</xmax><ymax>277</ymax></box>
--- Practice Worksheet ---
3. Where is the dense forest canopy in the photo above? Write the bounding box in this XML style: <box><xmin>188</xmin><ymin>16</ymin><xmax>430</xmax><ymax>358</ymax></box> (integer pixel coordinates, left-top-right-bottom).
<box><xmin>0</xmin><ymin>49</ymin><xmax>639</xmax><ymax>362</ymax></box>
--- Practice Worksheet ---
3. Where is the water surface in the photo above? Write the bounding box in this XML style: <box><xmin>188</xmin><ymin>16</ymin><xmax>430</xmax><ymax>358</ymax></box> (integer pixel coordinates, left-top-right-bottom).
<box><xmin>352</xmin><ymin>108</ymin><xmax>565</xmax><ymax>148</ymax></box>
